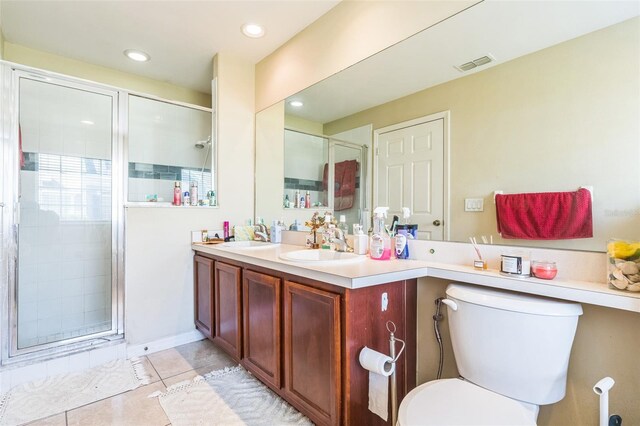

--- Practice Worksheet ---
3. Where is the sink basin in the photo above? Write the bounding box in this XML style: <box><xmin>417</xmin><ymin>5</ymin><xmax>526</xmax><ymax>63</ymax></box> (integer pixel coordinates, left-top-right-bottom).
<box><xmin>279</xmin><ymin>249</ymin><xmax>365</xmax><ymax>263</ymax></box>
<box><xmin>220</xmin><ymin>241</ymin><xmax>274</xmax><ymax>249</ymax></box>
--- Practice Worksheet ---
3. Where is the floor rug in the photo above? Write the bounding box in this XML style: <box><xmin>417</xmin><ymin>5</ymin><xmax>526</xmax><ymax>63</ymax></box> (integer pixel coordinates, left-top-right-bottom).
<box><xmin>0</xmin><ymin>358</ymin><xmax>150</xmax><ymax>426</ymax></box>
<box><xmin>151</xmin><ymin>365</ymin><xmax>312</xmax><ymax>425</ymax></box>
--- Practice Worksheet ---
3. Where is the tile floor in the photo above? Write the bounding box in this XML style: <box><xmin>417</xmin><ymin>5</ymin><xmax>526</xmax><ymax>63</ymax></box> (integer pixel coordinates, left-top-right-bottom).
<box><xmin>25</xmin><ymin>339</ymin><xmax>237</xmax><ymax>426</ymax></box>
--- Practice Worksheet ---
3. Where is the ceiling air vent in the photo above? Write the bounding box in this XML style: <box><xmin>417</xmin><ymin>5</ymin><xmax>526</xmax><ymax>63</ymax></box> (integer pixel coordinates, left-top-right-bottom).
<box><xmin>455</xmin><ymin>54</ymin><xmax>495</xmax><ymax>72</ymax></box>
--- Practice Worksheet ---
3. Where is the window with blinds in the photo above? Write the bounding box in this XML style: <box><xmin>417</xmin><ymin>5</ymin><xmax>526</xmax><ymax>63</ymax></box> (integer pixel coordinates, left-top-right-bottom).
<box><xmin>37</xmin><ymin>153</ymin><xmax>112</xmax><ymax>222</ymax></box>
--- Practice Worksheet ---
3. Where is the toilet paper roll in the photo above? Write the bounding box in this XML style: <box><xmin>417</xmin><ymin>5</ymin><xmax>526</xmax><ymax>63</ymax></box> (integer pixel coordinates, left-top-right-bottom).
<box><xmin>359</xmin><ymin>346</ymin><xmax>395</xmax><ymax>376</ymax></box>
<box><xmin>359</xmin><ymin>346</ymin><xmax>394</xmax><ymax>421</ymax></box>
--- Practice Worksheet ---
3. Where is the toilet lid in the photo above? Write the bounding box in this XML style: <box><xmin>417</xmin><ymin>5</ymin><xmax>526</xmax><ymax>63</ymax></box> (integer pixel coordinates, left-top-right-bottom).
<box><xmin>398</xmin><ymin>379</ymin><xmax>537</xmax><ymax>426</ymax></box>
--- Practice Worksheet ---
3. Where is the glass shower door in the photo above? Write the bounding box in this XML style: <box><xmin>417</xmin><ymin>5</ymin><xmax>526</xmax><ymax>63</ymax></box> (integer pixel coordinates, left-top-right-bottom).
<box><xmin>14</xmin><ymin>75</ymin><xmax>118</xmax><ymax>354</ymax></box>
<box><xmin>331</xmin><ymin>140</ymin><xmax>366</xmax><ymax>229</ymax></box>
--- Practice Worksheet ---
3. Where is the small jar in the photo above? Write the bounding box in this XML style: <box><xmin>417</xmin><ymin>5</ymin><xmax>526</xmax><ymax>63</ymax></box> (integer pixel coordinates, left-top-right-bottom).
<box><xmin>531</xmin><ymin>261</ymin><xmax>558</xmax><ymax>280</ymax></box>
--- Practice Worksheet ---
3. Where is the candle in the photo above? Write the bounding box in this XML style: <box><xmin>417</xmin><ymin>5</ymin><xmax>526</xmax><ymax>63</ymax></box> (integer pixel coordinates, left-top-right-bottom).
<box><xmin>532</xmin><ymin>261</ymin><xmax>557</xmax><ymax>280</ymax></box>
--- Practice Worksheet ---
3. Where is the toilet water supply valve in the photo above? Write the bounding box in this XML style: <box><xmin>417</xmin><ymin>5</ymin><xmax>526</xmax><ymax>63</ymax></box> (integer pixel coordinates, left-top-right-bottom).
<box><xmin>593</xmin><ymin>377</ymin><xmax>622</xmax><ymax>426</ymax></box>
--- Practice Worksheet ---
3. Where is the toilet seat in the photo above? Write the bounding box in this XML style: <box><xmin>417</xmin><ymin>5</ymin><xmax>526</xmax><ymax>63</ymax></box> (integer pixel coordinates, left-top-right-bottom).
<box><xmin>398</xmin><ymin>378</ymin><xmax>538</xmax><ymax>426</ymax></box>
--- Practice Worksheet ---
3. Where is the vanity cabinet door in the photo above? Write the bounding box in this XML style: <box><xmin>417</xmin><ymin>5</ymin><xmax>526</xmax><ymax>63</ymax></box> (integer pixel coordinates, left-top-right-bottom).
<box><xmin>214</xmin><ymin>261</ymin><xmax>242</xmax><ymax>360</ymax></box>
<box><xmin>193</xmin><ymin>255</ymin><xmax>214</xmax><ymax>339</ymax></box>
<box><xmin>242</xmin><ymin>270</ymin><xmax>282</xmax><ymax>390</ymax></box>
<box><xmin>283</xmin><ymin>280</ymin><xmax>341</xmax><ymax>426</ymax></box>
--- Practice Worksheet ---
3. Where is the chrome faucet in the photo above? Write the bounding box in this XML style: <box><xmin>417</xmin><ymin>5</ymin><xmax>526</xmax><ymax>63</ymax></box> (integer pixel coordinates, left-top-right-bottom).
<box><xmin>254</xmin><ymin>224</ymin><xmax>270</xmax><ymax>242</ymax></box>
<box><xmin>332</xmin><ymin>228</ymin><xmax>353</xmax><ymax>253</ymax></box>
<box><xmin>254</xmin><ymin>231</ymin><xmax>269</xmax><ymax>242</ymax></box>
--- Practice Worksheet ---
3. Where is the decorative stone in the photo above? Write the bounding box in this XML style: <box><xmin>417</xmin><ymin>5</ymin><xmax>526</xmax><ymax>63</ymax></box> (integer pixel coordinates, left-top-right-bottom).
<box><xmin>626</xmin><ymin>283</ymin><xmax>640</xmax><ymax>292</ymax></box>
<box><xmin>619</xmin><ymin>261</ymin><xmax>639</xmax><ymax>275</ymax></box>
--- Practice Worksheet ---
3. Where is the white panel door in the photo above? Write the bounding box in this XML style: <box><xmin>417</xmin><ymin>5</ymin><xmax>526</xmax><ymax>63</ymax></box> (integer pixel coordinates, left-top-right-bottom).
<box><xmin>376</xmin><ymin>118</ymin><xmax>444</xmax><ymax>240</ymax></box>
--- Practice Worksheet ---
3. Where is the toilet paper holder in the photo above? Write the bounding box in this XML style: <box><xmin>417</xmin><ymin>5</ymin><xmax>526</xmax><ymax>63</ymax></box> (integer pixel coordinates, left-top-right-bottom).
<box><xmin>387</xmin><ymin>320</ymin><xmax>405</xmax><ymax>426</ymax></box>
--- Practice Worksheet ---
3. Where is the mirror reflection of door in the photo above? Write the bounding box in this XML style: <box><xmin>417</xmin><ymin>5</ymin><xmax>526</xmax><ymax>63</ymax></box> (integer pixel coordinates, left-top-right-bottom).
<box><xmin>375</xmin><ymin>115</ymin><xmax>446</xmax><ymax>240</ymax></box>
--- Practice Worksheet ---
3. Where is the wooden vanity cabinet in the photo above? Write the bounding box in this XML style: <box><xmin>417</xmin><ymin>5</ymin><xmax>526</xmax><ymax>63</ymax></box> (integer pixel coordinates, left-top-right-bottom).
<box><xmin>213</xmin><ymin>261</ymin><xmax>243</xmax><ymax>361</ymax></box>
<box><xmin>283</xmin><ymin>280</ymin><xmax>341</xmax><ymax>426</ymax></box>
<box><xmin>242</xmin><ymin>270</ymin><xmax>282</xmax><ymax>390</ymax></box>
<box><xmin>194</xmin><ymin>251</ymin><xmax>416</xmax><ymax>426</ymax></box>
<box><xmin>193</xmin><ymin>255</ymin><xmax>214</xmax><ymax>339</ymax></box>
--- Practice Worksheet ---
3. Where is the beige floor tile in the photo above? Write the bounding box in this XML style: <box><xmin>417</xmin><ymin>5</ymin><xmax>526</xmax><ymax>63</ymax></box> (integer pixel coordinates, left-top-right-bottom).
<box><xmin>162</xmin><ymin>360</ymin><xmax>235</xmax><ymax>388</ymax></box>
<box><xmin>137</xmin><ymin>356</ymin><xmax>162</xmax><ymax>384</ymax></box>
<box><xmin>147</xmin><ymin>339</ymin><xmax>235</xmax><ymax>379</ymax></box>
<box><xmin>25</xmin><ymin>413</ymin><xmax>66</xmax><ymax>426</ymax></box>
<box><xmin>66</xmin><ymin>382</ymin><xmax>168</xmax><ymax>426</ymax></box>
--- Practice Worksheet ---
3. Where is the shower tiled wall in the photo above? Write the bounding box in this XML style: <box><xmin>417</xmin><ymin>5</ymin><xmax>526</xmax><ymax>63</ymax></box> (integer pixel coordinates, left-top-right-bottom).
<box><xmin>18</xmin><ymin>169</ymin><xmax>112</xmax><ymax>349</ymax></box>
<box><xmin>127</xmin><ymin>95</ymin><xmax>212</xmax><ymax>202</ymax></box>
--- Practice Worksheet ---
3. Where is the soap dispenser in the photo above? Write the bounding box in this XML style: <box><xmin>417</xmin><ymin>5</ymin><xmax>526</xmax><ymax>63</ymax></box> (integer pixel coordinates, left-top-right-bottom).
<box><xmin>353</xmin><ymin>224</ymin><xmax>368</xmax><ymax>255</ymax></box>
<box><xmin>370</xmin><ymin>207</ymin><xmax>391</xmax><ymax>260</ymax></box>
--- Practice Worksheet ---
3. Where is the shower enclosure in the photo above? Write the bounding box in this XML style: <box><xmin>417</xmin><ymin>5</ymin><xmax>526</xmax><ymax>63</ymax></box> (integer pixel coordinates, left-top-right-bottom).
<box><xmin>1</xmin><ymin>64</ymin><xmax>124</xmax><ymax>361</ymax></box>
<box><xmin>283</xmin><ymin>129</ymin><xmax>368</xmax><ymax>228</ymax></box>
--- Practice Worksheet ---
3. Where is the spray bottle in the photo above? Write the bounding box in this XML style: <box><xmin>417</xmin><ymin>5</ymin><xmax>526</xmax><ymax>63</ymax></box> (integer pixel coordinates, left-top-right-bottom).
<box><xmin>370</xmin><ymin>207</ymin><xmax>391</xmax><ymax>260</ymax></box>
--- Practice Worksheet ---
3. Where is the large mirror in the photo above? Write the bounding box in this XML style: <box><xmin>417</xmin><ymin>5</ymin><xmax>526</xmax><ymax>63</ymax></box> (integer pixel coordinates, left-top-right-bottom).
<box><xmin>255</xmin><ymin>0</ymin><xmax>640</xmax><ymax>251</ymax></box>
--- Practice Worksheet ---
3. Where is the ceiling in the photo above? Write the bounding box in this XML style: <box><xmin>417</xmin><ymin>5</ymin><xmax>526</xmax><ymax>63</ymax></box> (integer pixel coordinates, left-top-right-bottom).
<box><xmin>0</xmin><ymin>0</ymin><xmax>340</xmax><ymax>94</ymax></box>
<box><xmin>285</xmin><ymin>0</ymin><xmax>640</xmax><ymax>123</ymax></box>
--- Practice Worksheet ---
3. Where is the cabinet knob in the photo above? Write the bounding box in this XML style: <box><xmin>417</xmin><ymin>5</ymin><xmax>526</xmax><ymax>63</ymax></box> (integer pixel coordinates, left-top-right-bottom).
<box><xmin>433</xmin><ymin>220</ymin><xmax>441</xmax><ymax>226</ymax></box>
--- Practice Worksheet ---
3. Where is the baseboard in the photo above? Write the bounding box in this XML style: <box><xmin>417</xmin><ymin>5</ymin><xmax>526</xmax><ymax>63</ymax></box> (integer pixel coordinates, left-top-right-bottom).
<box><xmin>126</xmin><ymin>329</ymin><xmax>205</xmax><ymax>358</ymax></box>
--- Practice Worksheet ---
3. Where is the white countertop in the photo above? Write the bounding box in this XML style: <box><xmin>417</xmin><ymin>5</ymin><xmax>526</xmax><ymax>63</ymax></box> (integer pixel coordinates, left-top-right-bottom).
<box><xmin>192</xmin><ymin>243</ymin><xmax>640</xmax><ymax>313</ymax></box>
<box><xmin>193</xmin><ymin>243</ymin><xmax>430</xmax><ymax>288</ymax></box>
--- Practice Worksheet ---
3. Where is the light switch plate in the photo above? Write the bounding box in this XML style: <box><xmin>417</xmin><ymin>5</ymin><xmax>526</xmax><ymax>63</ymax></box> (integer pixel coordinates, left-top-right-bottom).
<box><xmin>465</xmin><ymin>198</ymin><xmax>484</xmax><ymax>212</ymax></box>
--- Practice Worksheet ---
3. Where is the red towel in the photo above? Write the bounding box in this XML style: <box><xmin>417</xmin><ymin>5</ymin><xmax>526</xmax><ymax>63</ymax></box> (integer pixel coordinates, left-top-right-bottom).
<box><xmin>322</xmin><ymin>160</ymin><xmax>359</xmax><ymax>211</ymax></box>
<box><xmin>495</xmin><ymin>188</ymin><xmax>593</xmax><ymax>240</ymax></box>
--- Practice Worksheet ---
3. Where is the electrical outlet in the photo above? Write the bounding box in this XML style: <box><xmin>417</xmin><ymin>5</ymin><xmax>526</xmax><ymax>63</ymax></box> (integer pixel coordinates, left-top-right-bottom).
<box><xmin>465</xmin><ymin>198</ymin><xmax>484</xmax><ymax>212</ymax></box>
<box><xmin>381</xmin><ymin>292</ymin><xmax>388</xmax><ymax>312</ymax></box>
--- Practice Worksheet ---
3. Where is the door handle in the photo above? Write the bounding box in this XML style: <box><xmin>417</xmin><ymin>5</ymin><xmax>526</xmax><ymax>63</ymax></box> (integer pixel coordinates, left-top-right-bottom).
<box><xmin>433</xmin><ymin>220</ymin><xmax>441</xmax><ymax>226</ymax></box>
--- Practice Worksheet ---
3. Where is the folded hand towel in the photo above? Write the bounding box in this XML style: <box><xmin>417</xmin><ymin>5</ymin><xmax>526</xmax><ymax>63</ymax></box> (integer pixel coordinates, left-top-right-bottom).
<box><xmin>495</xmin><ymin>188</ymin><xmax>593</xmax><ymax>240</ymax></box>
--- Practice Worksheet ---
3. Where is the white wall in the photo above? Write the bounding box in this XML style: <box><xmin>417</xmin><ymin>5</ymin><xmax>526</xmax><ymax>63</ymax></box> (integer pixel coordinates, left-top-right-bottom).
<box><xmin>124</xmin><ymin>52</ymin><xmax>255</xmax><ymax>347</ymax></box>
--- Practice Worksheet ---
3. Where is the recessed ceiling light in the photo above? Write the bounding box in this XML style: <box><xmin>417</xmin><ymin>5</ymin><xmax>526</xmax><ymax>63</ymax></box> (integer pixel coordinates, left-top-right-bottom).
<box><xmin>124</xmin><ymin>49</ymin><xmax>150</xmax><ymax>62</ymax></box>
<box><xmin>289</xmin><ymin>100</ymin><xmax>303</xmax><ymax>107</ymax></box>
<box><xmin>80</xmin><ymin>120</ymin><xmax>94</xmax><ymax>125</ymax></box>
<box><xmin>241</xmin><ymin>23</ymin><xmax>265</xmax><ymax>38</ymax></box>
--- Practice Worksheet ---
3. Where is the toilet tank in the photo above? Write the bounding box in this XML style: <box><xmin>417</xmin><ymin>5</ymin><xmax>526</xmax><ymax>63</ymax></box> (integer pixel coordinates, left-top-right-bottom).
<box><xmin>445</xmin><ymin>283</ymin><xmax>582</xmax><ymax>405</ymax></box>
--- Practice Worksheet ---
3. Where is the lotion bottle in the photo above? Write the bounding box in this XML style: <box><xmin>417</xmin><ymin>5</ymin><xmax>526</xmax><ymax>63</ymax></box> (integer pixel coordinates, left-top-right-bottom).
<box><xmin>173</xmin><ymin>181</ymin><xmax>182</xmax><ymax>206</ymax></box>
<box><xmin>369</xmin><ymin>207</ymin><xmax>391</xmax><ymax>260</ymax></box>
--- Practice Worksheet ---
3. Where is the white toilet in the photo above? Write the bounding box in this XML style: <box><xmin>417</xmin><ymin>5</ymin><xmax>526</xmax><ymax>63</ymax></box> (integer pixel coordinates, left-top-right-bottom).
<box><xmin>398</xmin><ymin>283</ymin><xmax>583</xmax><ymax>425</ymax></box>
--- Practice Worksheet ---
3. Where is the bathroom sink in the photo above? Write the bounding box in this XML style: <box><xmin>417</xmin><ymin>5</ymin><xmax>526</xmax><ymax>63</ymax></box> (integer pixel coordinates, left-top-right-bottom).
<box><xmin>279</xmin><ymin>249</ymin><xmax>365</xmax><ymax>263</ymax></box>
<box><xmin>220</xmin><ymin>241</ymin><xmax>274</xmax><ymax>249</ymax></box>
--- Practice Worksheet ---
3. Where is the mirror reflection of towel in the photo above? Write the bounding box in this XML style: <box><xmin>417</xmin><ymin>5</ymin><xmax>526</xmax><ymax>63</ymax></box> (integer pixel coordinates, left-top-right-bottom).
<box><xmin>323</xmin><ymin>160</ymin><xmax>359</xmax><ymax>211</ymax></box>
<box><xmin>495</xmin><ymin>188</ymin><xmax>593</xmax><ymax>240</ymax></box>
